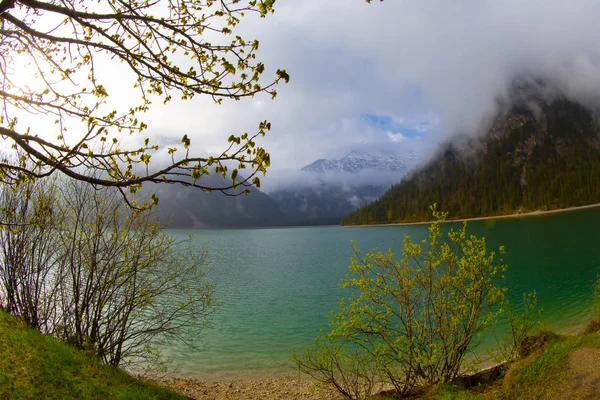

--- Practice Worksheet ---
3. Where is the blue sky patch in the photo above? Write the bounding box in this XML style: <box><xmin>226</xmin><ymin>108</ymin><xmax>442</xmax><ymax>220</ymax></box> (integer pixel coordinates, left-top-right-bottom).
<box><xmin>363</xmin><ymin>114</ymin><xmax>396</xmax><ymax>130</ymax></box>
<box><xmin>362</xmin><ymin>113</ymin><xmax>429</xmax><ymax>138</ymax></box>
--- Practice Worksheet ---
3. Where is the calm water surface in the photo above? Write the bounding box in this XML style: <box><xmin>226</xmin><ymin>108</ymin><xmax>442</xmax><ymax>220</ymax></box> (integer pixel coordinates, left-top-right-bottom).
<box><xmin>163</xmin><ymin>207</ymin><xmax>600</xmax><ymax>379</ymax></box>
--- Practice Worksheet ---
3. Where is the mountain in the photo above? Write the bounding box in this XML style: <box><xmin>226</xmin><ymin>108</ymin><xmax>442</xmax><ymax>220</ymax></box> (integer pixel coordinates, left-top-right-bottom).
<box><xmin>269</xmin><ymin>151</ymin><xmax>415</xmax><ymax>224</ymax></box>
<box><xmin>269</xmin><ymin>181</ymin><xmax>387</xmax><ymax>225</ymax></box>
<box><xmin>140</xmin><ymin>175</ymin><xmax>289</xmax><ymax>228</ymax></box>
<box><xmin>302</xmin><ymin>150</ymin><xmax>409</xmax><ymax>173</ymax></box>
<box><xmin>341</xmin><ymin>80</ymin><xmax>600</xmax><ymax>225</ymax></box>
<box><xmin>141</xmin><ymin>152</ymin><xmax>418</xmax><ymax>228</ymax></box>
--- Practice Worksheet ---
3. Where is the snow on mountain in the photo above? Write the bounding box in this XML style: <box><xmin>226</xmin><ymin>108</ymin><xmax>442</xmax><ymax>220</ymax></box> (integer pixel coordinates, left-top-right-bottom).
<box><xmin>301</xmin><ymin>150</ymin><xmax>408</xmax><ymax>173</ymax></box>
<box><xmin>264</xmin><ymin>150</ymin><xmax>423</xmax><ymax>225</ymax></box>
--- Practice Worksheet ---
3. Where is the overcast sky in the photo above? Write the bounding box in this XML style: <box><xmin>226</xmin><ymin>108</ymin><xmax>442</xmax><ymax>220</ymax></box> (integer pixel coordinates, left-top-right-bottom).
<box><xmin>38</xmin><ymin>0</ymin><xmax>600</xmax><ymax>191</ymax></box>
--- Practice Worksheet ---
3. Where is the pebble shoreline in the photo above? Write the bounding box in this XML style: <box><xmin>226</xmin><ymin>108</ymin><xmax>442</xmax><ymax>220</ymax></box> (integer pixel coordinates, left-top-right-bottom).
<box><xmin>160</xmin><ymin>376</ymin><xmax>343</xmax><ymax>400</ymax></box>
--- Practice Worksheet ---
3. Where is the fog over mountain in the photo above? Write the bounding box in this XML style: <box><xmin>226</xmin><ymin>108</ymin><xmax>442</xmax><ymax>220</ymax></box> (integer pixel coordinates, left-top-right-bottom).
<box><xmin>106</xmin><ymin>0</ymin><xmax>600</xmax><ymax>226</ymax></box>
<box><xmin>139</xmin><ymin>149</ymin><xmax>420</xmax><ymax>227</ymax></box>
<box><xmin>343</xmin><ymin>81</ymin><xmax>600</xmax><ymax>225</ymax></box>
<box><xmin>260</xmin><ymin>149</ymin><xmax>421</xmax><ymax>193</ymax></box>
<box><xmin>263</xmin><ymin>150</ymin><xmax>418</xmax><ymax>224</ymax></box>
<box><xmin>123</xmin><ymin>0</ymin><xmax>600</xmax><ymax>197</ymax></box>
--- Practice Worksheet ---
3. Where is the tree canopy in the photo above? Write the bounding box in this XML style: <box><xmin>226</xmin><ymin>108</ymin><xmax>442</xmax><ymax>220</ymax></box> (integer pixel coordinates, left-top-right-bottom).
<box><xmin>0</xmin><ymin>0</ymin><xmax>289</xmax><ymax>207</ymax></box>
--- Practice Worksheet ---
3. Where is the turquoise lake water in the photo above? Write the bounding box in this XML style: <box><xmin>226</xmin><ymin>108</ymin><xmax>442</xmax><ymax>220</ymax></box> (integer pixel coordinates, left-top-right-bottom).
<box><xmin>162</xmin><ymin>207</ymin><xmax>600</xmax><ymax>379</ymax></box>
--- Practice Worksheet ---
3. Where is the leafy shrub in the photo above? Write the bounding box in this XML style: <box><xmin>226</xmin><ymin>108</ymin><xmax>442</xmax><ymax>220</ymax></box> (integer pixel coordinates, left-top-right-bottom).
<box><xmin>496</xmin><ymin>291</ymin><xmax>541</xmax><ymax>361</ymax></box>
<box><xmin>295</xmin><ymin>207</ymin><xmax>507</xmax><ymax>399</ymax></box>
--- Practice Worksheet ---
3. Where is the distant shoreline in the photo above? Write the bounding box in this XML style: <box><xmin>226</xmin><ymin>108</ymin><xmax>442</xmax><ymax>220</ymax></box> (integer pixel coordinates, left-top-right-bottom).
<box><xmin>344</xmin><ymin>202</ymin><xmax>600</xmax><ymax>228</ymax></box>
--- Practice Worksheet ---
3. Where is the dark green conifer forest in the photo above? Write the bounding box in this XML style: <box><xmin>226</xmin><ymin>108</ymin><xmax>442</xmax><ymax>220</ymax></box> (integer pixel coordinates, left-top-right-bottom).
<box><xmin>342</xmin><ymin>98</ymin><xmax>600</xmax><ymax>225</ymax></box>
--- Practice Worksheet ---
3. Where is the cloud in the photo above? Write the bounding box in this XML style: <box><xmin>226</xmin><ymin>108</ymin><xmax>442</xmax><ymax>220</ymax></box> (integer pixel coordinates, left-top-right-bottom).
<box><xmin>387</xmin><ymin>131</ymin><xmax>407</xmax><ymax>143</ymax></box>
<box><xmin>259</xmin><ymin>167</ymin><xmax>407</xmax><ymax>194</ymax></box>
<box><xmin>115</xmin><ymin>0</ymin><xmax>600</xmax><ymax>189</ymax></box>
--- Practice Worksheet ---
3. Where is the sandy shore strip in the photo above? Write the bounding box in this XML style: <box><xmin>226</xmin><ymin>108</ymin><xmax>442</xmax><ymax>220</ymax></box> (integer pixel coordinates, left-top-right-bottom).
<box><xmin>345</xmin><ymin>202</ymin><xmax>600</xmax><ymax>228</ymax></box>
<box><xmin>159</xmin><ymin>376</ymin><xmax>342</xmax><ymax>400</ymax></box>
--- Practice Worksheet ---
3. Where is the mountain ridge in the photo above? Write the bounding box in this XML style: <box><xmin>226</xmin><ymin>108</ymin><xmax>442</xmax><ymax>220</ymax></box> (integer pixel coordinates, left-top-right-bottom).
<box><xmin>301</xmin><ymin>150</ymin><xmax>409</xmax><ymax>174</ymax></box>
<box><xmin>145</xmin><ymin>151</ymin><xmax>418</xmax><ymax>228</ymax></box>
<box><xmin>268</xmin><ymin>150</ymin><xmax>417</xmax><ymax>224</ymax></box>
<box><xmin>341</xmin><ymin>84</ymin><xmax>600</xmax><ymax>225</ymax></box>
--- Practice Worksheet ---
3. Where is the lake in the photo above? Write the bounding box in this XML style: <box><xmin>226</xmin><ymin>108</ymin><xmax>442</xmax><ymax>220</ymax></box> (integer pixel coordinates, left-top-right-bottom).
<box><xmin>162</xmin><ymin>207</ymin><xmax>600</xmax><ymax>380</ymax></box>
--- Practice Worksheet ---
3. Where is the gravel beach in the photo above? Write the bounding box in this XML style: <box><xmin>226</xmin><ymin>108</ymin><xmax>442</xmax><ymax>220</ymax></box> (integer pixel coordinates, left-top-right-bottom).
<box><xmin>160</xmin><ymin>376</ymin><xmax>343</xmax><ymax>400</ymax></box>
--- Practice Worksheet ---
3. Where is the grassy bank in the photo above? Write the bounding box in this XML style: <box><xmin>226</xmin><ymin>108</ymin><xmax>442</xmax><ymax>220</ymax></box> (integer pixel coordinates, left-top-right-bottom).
<box><xmin>416</xmin><ymin>330</ymin><xmax>600</xmax><ymax>400</ymax></box>
<box><xmin>0</xmin><ymin>310</ymin><xmax>185</xmax><ymax>400</ymax></box>
<box><xmin>2</xmin><ymin>306</ymin><xmax>599</xmax><ymax>399</ymax></box>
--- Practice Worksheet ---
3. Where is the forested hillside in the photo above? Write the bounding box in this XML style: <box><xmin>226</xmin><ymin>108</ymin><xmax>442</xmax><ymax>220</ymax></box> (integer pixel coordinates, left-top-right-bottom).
<box><xmin>342</xmin><ymin>92</ymin><xmax>600</xmax><ymax>225</ymax></box>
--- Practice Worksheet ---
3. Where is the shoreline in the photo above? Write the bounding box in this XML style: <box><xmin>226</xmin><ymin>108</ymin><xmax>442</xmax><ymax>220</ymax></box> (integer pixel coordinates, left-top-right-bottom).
<box><xmin>158</xmin><ymin>318</ymin><xmax>593</xmax><ymax>399</ymax></box>
<box><xmin>158</xmin><ymin>374</ymin><xmax>342</xmax><ymax>400</ymax></box>
<box><xmin>157</xmin><ymin>203</ymin><xmax>600</xmax><ymax>398</ymax></box>
<box><xmin>344</xmin><ymin>202</ymin><xmax>600</xmax><ymax>227</ymax></box>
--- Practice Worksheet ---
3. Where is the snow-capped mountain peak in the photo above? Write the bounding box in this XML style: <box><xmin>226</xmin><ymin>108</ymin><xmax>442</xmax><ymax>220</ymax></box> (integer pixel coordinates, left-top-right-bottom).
<box><xmin>301</xmin><ymin>150</ymin><xmax>407</xmax><ymax>173</ymax></box>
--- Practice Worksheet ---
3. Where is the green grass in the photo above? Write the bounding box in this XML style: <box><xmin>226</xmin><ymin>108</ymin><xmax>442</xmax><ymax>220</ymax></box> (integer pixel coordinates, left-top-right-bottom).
<box><xmin>4</xmin><ymin>307</ymin><xmax>596</xmax><ymax>400</ymax></box>
<box><xmin>417</xmin><ymin>332</ymin><xmax>600</xmax><ymax>400</ymax></box>
<box><xmin>497</xmin><ymin>333</ymin><xmax>600</xmax><ymax>400</ymax></box>
<box><xmin>371</xmin><ymin>331</ymin><xmax>600</xmax><ymax>400</ymax></box>
<box><xmin>428</xmin><ymin>388</ymin><xmax>486</xmax><ymax>400</ymax></box>
<box><xmin>0</xmin><ymin>310</ymin><xmax>186</xmax><ymax>400</ymax></box>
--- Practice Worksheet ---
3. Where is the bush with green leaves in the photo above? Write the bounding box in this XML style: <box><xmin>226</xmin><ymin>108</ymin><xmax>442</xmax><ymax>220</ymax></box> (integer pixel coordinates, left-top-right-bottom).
<box><xmin>295</xmin><ymin>208</ymin><xmax>507</xmax><ymax>399</ymax></box>
<box><xmin>496</xmin><ymin>291</ymin><xmax>541</xmax><ymax>362</ymax></box>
